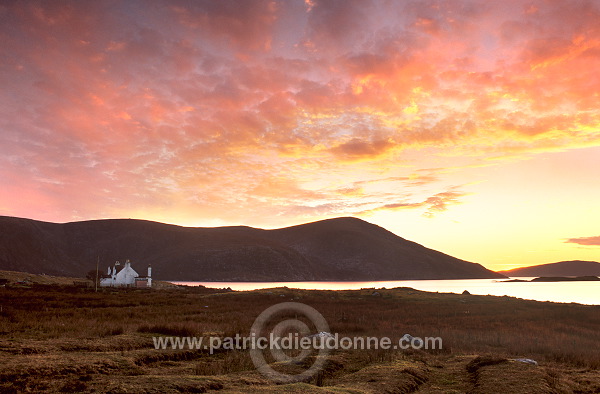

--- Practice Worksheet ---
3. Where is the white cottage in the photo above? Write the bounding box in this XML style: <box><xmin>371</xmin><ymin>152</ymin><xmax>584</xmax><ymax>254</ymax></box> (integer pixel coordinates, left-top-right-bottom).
<box><xmin>100</xmin><ymin>260</ymin><xmax>152</xmax><ymax>288</ymax></box>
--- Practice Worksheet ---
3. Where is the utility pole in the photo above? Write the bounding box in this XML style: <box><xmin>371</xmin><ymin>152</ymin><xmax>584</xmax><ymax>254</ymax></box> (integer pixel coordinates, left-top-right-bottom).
<box><xmin>95</xmin><ymin>256</ymin><xmax>99</xmax><ymax>292</ymax></box>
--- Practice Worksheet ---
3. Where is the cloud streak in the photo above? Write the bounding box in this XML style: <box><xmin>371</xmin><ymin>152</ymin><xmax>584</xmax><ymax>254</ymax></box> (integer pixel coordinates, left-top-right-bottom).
<box><xmin>356</xmin><ymin>187</ymin><xmax>468</xmax><ymax>218</ymax></box>
<box><xmin>564</xmin><ymin>236</ymin><xmax>600</xmax><ymax>246</ymax></box>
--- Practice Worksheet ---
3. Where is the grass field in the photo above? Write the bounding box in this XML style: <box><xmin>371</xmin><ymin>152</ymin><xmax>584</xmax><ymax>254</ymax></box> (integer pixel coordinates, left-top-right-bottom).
<box><xmin>0</xmin><ymin>272</ymin><xmax>599</xmax><ymax>393</ymax></box>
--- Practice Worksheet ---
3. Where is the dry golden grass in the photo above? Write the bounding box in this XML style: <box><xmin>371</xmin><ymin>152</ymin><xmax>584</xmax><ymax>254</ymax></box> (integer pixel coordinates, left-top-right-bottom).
<box><xmin>0</xmin><ymin>278</ymin><xmax>598</xmax><ymax>393</ymax></box>
<box><xmin>0</xmin><ymin>270</ymin><xmax>83</xmax><ymax>286</ymax></box>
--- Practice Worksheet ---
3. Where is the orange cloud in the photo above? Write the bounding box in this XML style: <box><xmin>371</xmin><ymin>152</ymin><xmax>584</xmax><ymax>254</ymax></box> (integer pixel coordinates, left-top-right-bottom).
<box><xmin>356</xmin><ymin>187</ymin><xmax>468</xmax><ymax>218</ymax></box>
<box><xmin>329</xmin><ymin>138</ymin><xmax>394</xmax><ymax>161</ymax></box>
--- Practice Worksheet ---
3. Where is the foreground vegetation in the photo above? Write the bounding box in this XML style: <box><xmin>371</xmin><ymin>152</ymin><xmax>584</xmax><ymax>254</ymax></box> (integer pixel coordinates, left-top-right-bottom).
<box><xmin>0</xmin><ymin>274</ymin><xmax>599</xmax><ymax>393</ymax></box>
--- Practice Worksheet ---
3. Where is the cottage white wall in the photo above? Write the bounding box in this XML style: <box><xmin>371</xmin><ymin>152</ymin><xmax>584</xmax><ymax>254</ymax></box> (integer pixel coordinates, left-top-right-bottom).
<box><xmin>99</xmin><ymin>261</ymin><xmax>151</xmax><ymax>287</ymax></box>
<box><xmin>114</xmin><ymin>263</ymin><xmax>138</xmax><ymax>286</ymax></box>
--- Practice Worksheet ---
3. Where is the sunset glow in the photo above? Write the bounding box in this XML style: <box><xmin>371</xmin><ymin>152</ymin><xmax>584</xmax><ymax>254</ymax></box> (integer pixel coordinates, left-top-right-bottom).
<box><xmin>1</xmin><ymin>0</ymin><xmax>599</xmax><ymax>270</ymax></box>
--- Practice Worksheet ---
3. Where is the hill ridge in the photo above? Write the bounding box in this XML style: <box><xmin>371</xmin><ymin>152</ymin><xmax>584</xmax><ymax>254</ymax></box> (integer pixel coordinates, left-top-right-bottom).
<box><xmin>0</xmin><ymin>215</ymin><xmax>504</xmax><ymax>281</ymax></box>
<box><xmin>499</xmin><ymin>260</ymin><xmax>600</xmax><ymax>277</ymax></box>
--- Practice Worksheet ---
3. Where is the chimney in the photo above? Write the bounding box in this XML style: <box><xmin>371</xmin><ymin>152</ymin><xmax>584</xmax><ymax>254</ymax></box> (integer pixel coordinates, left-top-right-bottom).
<box><xmin>147</xmin><ymin>265</ymin><xmax>152</xmax><ymax>277</ymax></box>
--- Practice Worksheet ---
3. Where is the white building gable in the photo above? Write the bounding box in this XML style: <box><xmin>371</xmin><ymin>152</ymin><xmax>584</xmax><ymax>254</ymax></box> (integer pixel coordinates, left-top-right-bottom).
<box><xmin>100</xmin><ymin>260</ymin><xmax>151</xmax><ymax>287</ymax></box>
<box><xmin>115</xmin><ymin>261</ymin><xmax>138</xmax><ymax>285</ymax></box>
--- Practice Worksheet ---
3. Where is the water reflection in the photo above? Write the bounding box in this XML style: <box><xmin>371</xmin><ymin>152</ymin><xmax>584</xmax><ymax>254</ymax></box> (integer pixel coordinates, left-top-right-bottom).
<box><xmin>171</xmin><ymin>278</ymin><xmax>600</xmax><ymax>305</ymax></box>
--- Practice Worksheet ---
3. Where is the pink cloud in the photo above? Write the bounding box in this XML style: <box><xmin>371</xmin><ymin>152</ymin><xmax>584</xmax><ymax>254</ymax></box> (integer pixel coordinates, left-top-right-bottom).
<box><xmin>1</xmin><ymin>0</ymin><xmax>600</xmax><ymax>226</ymax></box>
<box><xmin>565</xmin><ymin>236</ymin><xmax>600</xmax><ymax>246</ymax></box>
<box><xmin>170</xmin><ymin>0</ymin><xmax>280</xmax><ymax>52</ymax></box>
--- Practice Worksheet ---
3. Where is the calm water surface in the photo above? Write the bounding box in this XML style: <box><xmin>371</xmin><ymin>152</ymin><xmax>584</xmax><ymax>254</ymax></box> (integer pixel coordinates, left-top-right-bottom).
<box><xmin>171</xmin><ymin>278</ymin><xmax>600</xmax><ymax>305</ymax></box>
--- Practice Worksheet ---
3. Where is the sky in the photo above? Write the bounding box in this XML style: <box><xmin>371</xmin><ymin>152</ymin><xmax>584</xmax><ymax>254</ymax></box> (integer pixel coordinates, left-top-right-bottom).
<box><xmin>1</xmin><ymin>0</ymin><xmax>599</xmax><ymax>271</ymax></box>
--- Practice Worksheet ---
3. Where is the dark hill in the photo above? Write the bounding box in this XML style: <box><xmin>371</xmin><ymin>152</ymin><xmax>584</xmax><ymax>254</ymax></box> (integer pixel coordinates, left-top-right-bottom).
<box><xmin>498</xmin><ymin>260</ymin><xmax>600</xmax><ymax>277</ymax></box>
<box><xmin>0</xmin><ymin>216</ymin><xmax>504</xmax><ymax>281</ymax></box>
